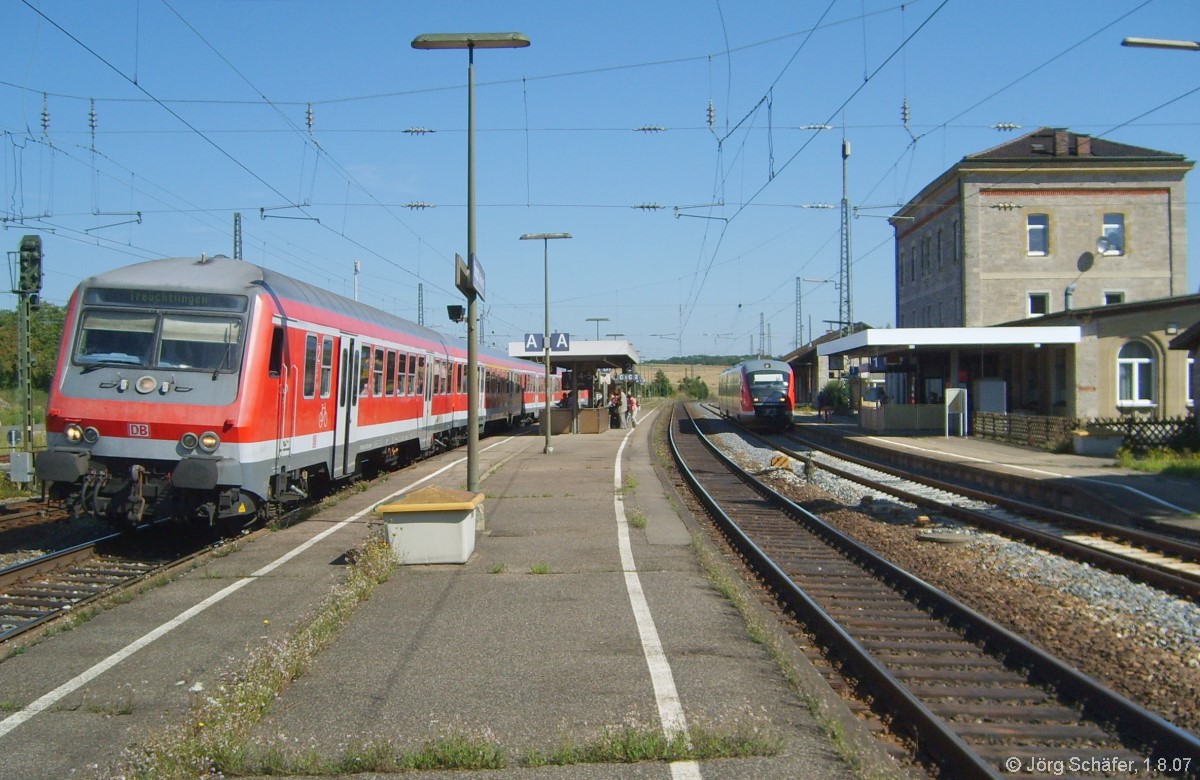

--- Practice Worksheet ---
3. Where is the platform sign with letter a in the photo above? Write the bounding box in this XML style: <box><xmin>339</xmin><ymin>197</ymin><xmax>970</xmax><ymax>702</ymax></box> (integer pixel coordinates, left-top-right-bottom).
<box><xmin>523</xmin><ymin>333</ymin><xmax>571</xmax><ymax>352</ymax></box>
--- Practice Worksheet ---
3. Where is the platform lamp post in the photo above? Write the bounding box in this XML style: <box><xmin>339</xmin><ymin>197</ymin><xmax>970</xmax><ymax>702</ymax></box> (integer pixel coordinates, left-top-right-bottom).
<box><xmin>520</xmin><ymin>232</ymin><xmax>572</xmax><ymax>454</ymax></box>
<box><xmin>586</xmin><ymin>317</ymin><xmax>609</xmax><ymax>340</ymax></box>
<box><xmin>412</xmin><ymin>31</ymin><xmax>530</xmax><ymax>492</ymax></box>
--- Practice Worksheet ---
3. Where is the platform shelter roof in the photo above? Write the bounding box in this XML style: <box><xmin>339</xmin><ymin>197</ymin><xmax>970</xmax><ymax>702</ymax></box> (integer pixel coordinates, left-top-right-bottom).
<box><xmin>816</xmin><ymin>326</ymin><xmax>1081</xmax><ymax>359</ymax></box>
<box><xmin>507</xmin><ymin>338</ymin><xmax>639</xmax><ymax>374</ymax></box>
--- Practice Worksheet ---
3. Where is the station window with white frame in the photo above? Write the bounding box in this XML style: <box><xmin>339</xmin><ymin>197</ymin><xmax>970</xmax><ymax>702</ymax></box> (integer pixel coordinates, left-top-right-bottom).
<box><xmin>1189</xmin><ymin>357</ymin><xmax>1194</xmax><ymax>408</ymax></box>
<box><xmin>1101</xmin><ymin>213</ymin><xmax>1125</xmax><ymax>255</ymax></box>
<box><xmin>1103</xmin><ymin>291</ymin><xmax>1125</xmax><ymax>306</ymax></box>
<box><xmin>1117</xmin><ymin>340</ymin><xmax>1155</xmax><ymax>407</ymax></box>
<box><xmin>1026</xmin><ymin>214</ymin><xmax>1049</xmax><ymax>256</ymax></box>
<box><xmin>1027</xmin><ymin>292</ymin><xmax>1050</xmax><ymax>317</ymax></box>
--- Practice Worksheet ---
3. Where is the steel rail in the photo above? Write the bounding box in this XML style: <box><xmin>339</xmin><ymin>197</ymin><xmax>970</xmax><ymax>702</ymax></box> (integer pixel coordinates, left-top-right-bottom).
<box><xmin>774</xmin><ymin>431</ymin><xmax>1200</xmax><ymax>600</ymax></box>
<box><xmin>670</xmin><ymin>403</ymin><xmax>1200</xmax><ymax>776</ymax></box>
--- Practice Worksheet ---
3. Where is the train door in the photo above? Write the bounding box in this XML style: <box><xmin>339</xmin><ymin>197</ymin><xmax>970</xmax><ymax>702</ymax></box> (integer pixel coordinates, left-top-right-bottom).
<box><xmin>269</xmin><ymin>321</ymin><xmax>294</xmax><ymax>459</ymax></box>
<box><xmin>421</xmin><ymin>353</ymin><xmax>433</xmax><ymax>446</ymax></box>
<box><xmin>333</xmin><ymin>337</ymin><xmax>359</xmax><ymax>478</ymax></box>
<box><xmin>267</xmin><ymin>322</ymin><xmax>289</xmax><ymax>461</ymax></box>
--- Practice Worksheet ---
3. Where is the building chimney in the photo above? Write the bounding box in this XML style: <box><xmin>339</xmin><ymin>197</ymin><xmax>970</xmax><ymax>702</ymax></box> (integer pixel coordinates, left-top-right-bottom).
<box><xmin>1054</xmin><ymin>129</ymin><xmax>1070</xmax><ymax>157</ymax></box>
<box><xmin>1076</xmin><ymin>135</ymin><xmax>1091</xmax><ymax>156</ymax></box>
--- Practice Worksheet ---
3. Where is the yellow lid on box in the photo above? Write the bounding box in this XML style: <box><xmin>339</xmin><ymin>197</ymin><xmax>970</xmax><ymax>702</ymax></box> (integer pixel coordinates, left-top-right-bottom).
<box><xmin>374</xmin><ymin>486</ymin><xmax>485</xmax><ymax>514</ymax></box>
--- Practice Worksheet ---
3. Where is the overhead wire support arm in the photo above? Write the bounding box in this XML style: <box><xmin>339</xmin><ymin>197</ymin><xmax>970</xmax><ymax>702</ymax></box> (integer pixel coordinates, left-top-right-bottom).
<box><xmin>259</xmin><ymin>205</ymin><xmax>320</xmax><ymax>222</ymax></box>
<box><xmin>674</xmin><ymin>200</ymin><xmax>727</xmax><ymax>220</ymax></box>
<box><xmin>852</xmin><ymin>204</ymin><xmax>906</xmax><ymax>219</ymax></box>
<box><xmin>85</xmin><ymin>211</ymin><xmax>142</xmax><ymax>233</ymax></box>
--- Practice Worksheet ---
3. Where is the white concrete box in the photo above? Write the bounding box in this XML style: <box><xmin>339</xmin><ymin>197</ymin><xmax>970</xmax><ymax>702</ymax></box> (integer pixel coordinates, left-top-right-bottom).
<box><xmin>374</xmin><ymin>486</ymin><xmax>484</xmax><ymax>565</ymax></box>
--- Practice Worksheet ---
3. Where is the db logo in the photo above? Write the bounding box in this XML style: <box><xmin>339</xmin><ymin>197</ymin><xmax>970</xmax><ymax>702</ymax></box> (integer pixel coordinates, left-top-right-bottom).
<box><xmin>128</xmin><ymin>423</ymin><xmax>151</xmax><ymax>438</ymax></box>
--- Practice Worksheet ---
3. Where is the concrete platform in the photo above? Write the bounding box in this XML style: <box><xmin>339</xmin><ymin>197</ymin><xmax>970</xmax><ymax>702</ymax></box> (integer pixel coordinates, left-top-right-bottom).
<box><xmin>0</xmin><ymin>408</ymin><xmax>899</xmax><ymax>779</ymax></box>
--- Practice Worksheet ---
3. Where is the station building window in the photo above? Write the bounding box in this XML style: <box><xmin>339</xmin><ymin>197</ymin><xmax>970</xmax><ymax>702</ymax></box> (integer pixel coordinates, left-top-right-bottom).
<box><xmin>1027</xmin><ymin>292</ymin><xmax>1050</xmax><ymax>317</ymax></box>
<box><xmin>1117</xmin><ymin>341</ymin><xmax>1156</xmax><ymax>407</ymax></box>
<box><xmin>1027</xmin><ymin>214</ymin><xmax>1049</xmax><ymax>256</ymax></box>
<box><xmin>1101</xmin><ymin>214</ymin><xmax>1125</xmax><ymax>256</ymax></box>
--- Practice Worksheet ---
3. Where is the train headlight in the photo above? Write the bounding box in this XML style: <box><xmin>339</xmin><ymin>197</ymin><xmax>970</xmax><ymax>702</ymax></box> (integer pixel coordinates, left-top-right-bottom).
<box><xmin>65</xmin><ymin>423</ymin><xmax>84</xmax><ymax>443</ymax></box>
<box><xmin>198</xmin><ymin>431</ymin><xmax>220</xmax><ymax>453</ymax></box>
<box><xmin>136</xmin><ymin>375</ymin><xmax>157</xmax><ymax>394</ymax></box>
<box><xmin>83</xmin><ymin>426</ymin><xmax>100</xmax><ymax>443</ymax></box>
<box><xmin>180</xmin><ymin>432</ymin><xmax>199</xmax><ymax>450</ymax></box>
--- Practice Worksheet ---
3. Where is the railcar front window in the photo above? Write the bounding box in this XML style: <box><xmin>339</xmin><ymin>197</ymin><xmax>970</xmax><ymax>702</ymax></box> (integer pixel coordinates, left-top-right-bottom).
<box><xmin>158</xmin><ymin>315</ymin><xmax>243</xmax><ymax>372</ymax></box>
<box><xmin>748</xmin><ymin>372</ymin><xmax>787</xmax><ymax>390</ymax></box>
<box><xmin>76</xmin><ymin>311</ymin><xmax>156</xmax><ymax>367</ymax></box>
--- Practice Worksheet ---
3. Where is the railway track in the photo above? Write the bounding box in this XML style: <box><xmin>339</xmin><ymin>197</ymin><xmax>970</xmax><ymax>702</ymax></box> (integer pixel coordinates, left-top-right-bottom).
<box><xmin>0</xmin><ymin>532</ymin><xmax>185</xmax><ymax>643</ymax></box>
<box><xmin>771</xmin><ymin>426</ymin><xmax>1200</xmax><ymax>601</ymax></box>
<box><xmin>670</xmin><ymin>403</ymin><xmax>1200</xmax><ymax>779</ymax></box>
<box><xmin>698</xmin><ymin>402</ymin><xmax>1200</xmax><ymax>601</ymax></box>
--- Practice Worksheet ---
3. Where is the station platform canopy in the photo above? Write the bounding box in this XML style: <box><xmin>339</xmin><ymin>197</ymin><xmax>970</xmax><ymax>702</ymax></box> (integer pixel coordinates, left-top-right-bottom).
<box><xmin>817</xmin><ymin>326</ymin><xmax>1081</xmax><ymax>359</ymax></box>
<box><xmin>508</xmin><ymin>338</ymin><xmax>640</xmax><ymax>374</ymax></box>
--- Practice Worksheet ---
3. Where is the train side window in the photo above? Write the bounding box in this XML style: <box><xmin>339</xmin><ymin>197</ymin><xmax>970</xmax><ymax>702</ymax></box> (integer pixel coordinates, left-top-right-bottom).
<box><xmin>397</xmin><ymin>351</ymin><xmax>408</xmax><ymax>396</ymax></box>
<box><xmin>339</xmin><ymin>347</ymin><xmax>348</xmax><ymax>406</ymax></box>
<box><xmin>385</xmin><ymin>350</ymin><xmax>397</xmax><ymax>396</ymax></box>
<box><xmin>416</xmin><ymin>355</ymin><xmax>426</xmax><ymax>395</ymax></box>
<box><xmin>268</xmin><ymin>326</ymin><xmax>284</xmax><ymax>378</ymax></box>
<box><xmin>303</xmin><ymin>334</ymin><xmax>318</xmax><ymax>398</ymax></box>
<box><xmin>320</xmin><ymin>336</ymin><xmax>333</xmax><ymax>398</ymax></box>
<box><xmin>359</xmin><ymin>345</ymin><xmax>371</xmax><ymax>396</ymax></box>
<box><xmin>407</xmin><ymin>354</ymin><xmax>417</xmax><ymax>395</ymax></box>
<box><xmin>372</xmin><ymin>347</ymin><xmax>384</xmax><ymax>395</ymax></box>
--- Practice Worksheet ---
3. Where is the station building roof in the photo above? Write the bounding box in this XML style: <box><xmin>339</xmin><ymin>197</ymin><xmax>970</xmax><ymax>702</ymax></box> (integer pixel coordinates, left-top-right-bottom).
<box><xmin>507</xmin><ymin>338</ymin><xmax>640</xmax><ymax>374</ymax></box>
<box><xmin>816</xmin><ymin>326</ymin><xmax>1081</xmax><ymax>359</ymax></box>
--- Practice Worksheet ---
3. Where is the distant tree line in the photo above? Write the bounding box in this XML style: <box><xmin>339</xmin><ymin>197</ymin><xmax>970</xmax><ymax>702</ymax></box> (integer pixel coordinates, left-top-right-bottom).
<box><xmin>0</xmin><ymin>303</ymin><xmax>66</xmax><ymax>389</ymax></box>
<box><xmin>640</xmin><ymin>370</ymin><xmax>711</xmax><ymax>400</ymax></box>
<box><xmin>651</xmin><ymin>354</ymin><xmax>755</xmax><ymax>366</ymax></box>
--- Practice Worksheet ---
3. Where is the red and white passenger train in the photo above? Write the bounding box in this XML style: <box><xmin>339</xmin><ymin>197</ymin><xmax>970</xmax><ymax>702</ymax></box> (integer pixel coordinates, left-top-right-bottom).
<box><xmin>36</xmin><ymin>255</ymin><xmax>557</xmax><ymax>530</ymax></box>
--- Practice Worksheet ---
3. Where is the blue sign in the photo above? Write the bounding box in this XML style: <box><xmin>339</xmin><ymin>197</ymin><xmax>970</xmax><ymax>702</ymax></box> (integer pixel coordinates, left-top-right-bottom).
<box><xmin>523</xmin><ymin>333</ymin><xmax>571</xmax><ymax>352</ymax></box>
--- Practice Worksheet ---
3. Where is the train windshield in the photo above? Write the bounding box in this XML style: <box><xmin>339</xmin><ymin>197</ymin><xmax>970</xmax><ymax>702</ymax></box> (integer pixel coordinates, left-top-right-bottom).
<box><xmin>747</xmin><ymin>371</ymin><xmax>788</xmax><ymax>390</ymax></box>
<box><xmin>75</xmin><ymin>309</ymin><xmax>244</xmax><ymax>372</ymax></box>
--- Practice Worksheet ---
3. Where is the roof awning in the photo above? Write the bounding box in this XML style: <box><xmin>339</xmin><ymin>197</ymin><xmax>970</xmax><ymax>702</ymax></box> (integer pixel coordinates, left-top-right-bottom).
<box><xmin>817</xmin><ymin>326</ymin><xmax>1081</xmax><ymax>358</ymax></box>
<box><xmin>508</xmin><ymin>338</ymin><xmax>640</xmax><ymax>373</ymax></box>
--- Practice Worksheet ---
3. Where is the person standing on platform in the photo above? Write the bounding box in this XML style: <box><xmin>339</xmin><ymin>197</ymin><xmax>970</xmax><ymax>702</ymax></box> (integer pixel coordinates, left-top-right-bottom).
<box><xmin>609</xmin><ymin>390</ymin><xmax>622</xmax><ymax>429</ymax></box>
<box><xmin>625</xmin><ymin>394</ymin><xmax>639</xmax><ymax>428</ymax></box>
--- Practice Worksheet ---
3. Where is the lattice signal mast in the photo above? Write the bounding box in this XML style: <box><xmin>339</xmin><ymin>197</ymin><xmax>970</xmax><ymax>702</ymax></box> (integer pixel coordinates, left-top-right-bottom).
<box><xmin>838</xmin><ymin>137</ymin><xmax>853</xmax><ymax>335</ymax></box>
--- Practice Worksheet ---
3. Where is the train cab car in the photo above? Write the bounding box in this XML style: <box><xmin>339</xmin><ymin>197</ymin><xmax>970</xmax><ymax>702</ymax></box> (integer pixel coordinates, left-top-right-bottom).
<box><xmin>36</xmin><ymin>255</ymin><xmax>545</xmax><ymax>530</ymax></box>
<box><xmin>717</xmin><ymin>359</ymin><xmax>795</xmax><ymax>431</ymax></box>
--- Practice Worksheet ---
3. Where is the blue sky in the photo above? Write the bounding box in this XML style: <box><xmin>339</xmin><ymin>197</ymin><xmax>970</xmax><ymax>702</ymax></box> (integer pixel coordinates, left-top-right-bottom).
<box><xmin>2</xmin><ymin>0</ymin><xmax>1198</xmax><ymax>360</ymax></box>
